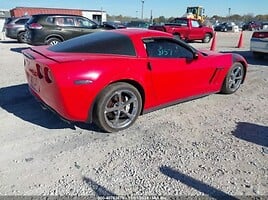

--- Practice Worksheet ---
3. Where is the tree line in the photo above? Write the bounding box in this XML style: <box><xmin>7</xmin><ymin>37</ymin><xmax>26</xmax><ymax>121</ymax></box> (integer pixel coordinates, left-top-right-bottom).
<box><xmin>107</xmin><ymin>14</ymin><xmax>268</xmax><ymax>24</ymax></box>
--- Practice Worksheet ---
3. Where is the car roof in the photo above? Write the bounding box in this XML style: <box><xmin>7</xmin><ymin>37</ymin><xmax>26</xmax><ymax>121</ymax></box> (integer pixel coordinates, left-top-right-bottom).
<box><xmin>31</xmin><ymin>14</ymin><xmax>86</xmax><ymax>17</ymax></box>
<box><xmin>8</xmin><ymin>16</ymin><xmax>30</xmax><ymax>21</ymax></box>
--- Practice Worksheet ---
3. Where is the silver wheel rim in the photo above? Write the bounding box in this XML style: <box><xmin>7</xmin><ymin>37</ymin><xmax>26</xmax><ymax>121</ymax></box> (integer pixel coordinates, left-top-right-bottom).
<box><xmin>104</xmin><ymin>89</ymin><xmax>139</xmax><ymax>129</ymax></box>
<box><xmin>50</xmin><ymin>40</ymin><xmax>59</xmax><ymax>45</ymax></box>
<box><xmin>20</xmin><ymin>34</ymin><xmax>26</xmax><ymax>42</ymax></box>
<box><xmin>204</xmin><ymin>35</ymin><xmax>210</xmax><ymax>42</ymax></box>
<box><xmin>228</xmin><ymin>65</ymin><xmax>243</xmax><ymax>91</ymax></box>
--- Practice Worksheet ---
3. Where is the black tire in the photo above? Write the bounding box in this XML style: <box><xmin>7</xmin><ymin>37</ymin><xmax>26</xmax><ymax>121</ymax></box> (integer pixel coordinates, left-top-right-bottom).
<box><xmin>45</xmin><ymin>37</ymin><xmax>62</xmax><ymax>45</ymax></box>
<box><xmin>17</xmin><ymin>31</ymin><xmax>26</xmax><ymax>43</ymax></box>
<box><xmin>94</xmin><ymin>82</ymin><xmax>142</xmax><ymax>133</ymax></box>
<box><xmin>202</xmin><ymin>33</ymin><xmax>211</xmax><ymax>43</ymax></box>
<box><xmin>221</xmin><ymin>62</ymin><xmax>244</xmax><ymax>94</ymax></box>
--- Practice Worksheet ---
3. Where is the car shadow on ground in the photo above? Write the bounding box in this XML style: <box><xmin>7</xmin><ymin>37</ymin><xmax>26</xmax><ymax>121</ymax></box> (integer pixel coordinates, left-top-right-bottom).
<box><xmin>0</xmin><ymin>40</ymin><xmax>20</xmax><ymax>44</ymax></box>
<box><xmin>233</xmin><ymin>122</ymin><xmax>268</xmax><ymax>147</ymax></box>
<box><xmin>159</xmin><ymin>166</ymin><xmax>238</xmax><ymax>199</ymax></box>
<box><xmin>82</xmin><ymin>176</ymin><xmax>117</xmax><ymax>197</ymax></box>
<box><xmin>0</xmin><ymin>83</ymin><xmax>101</xmax><ymax>132</ymax></box>
<box><xmin>10</xmin><ymin>47</ymin><xmax>29</xmax><ymax>53</ymax></box>
<box><xmin>220</xmin><ymin>50</ymin><xmax>268</xmax><ymax>66</ymax></box>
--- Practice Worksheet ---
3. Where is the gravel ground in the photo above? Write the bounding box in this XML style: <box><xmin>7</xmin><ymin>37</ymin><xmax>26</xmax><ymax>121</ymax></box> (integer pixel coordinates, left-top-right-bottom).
<box><xmin>0</xmin><ymin>31</ymin><xmax>267</xmax><ymax>198</ymax></box>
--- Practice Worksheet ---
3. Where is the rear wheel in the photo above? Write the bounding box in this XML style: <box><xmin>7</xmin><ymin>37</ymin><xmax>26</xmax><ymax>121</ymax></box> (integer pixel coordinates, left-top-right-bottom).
<box><xmin>221</xmin><ymin>63</ymin><xmax>244</xmax><ymax>94</ymax></box>
<box><xmin>202</xmin><ymin>33</ymin><xmax>211</xmax><ymax>43</ymax></box>
<box><xmin>45</xmin><ymin>37</ymin><xmax>62</xmax><ymax>45</ymax></box>
<box><xmin>94</xmin><ymin>82</ymin><xmax>142</xmax><ymax>133</ymax></box>
<box><xmin>17</xmin><ymin>31</ymin><xmax>26</xmax><ymax>43</ymax></box>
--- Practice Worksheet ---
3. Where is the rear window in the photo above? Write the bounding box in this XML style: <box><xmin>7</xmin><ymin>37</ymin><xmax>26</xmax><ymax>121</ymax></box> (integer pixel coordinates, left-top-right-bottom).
<box><xmin>15</xmin><ymin>18</ymin><xmax>29</xmax><ymax>24</ymax></box>
<box><xmin>48</xmin><ymin>31</ymin><xmax>136</xmax><ymax>56</ymax></box>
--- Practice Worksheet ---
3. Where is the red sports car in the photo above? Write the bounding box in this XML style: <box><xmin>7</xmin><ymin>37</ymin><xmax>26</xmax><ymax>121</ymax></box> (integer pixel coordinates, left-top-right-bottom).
<box><xmin>23</xmin><ymin>29</ymin><xmax>247</xmax><ymax>132</ymax></box>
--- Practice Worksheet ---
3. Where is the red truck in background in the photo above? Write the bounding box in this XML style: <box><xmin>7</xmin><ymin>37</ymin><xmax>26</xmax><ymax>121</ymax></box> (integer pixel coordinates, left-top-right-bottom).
<box><xmin>149</xmin><ymin>17</ymin><xmax>214</xmax><ymax>43</ymax></box>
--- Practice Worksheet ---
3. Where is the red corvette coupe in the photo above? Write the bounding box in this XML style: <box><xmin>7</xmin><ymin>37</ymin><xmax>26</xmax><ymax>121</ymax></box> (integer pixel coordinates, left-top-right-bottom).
<box><xmin>23</xmin><ymin>29</ymin><xmax>247</xmax><ymax>132</ymax></box>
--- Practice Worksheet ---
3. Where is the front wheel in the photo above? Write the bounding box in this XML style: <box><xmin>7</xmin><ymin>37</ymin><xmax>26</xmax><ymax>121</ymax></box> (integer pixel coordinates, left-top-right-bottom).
<box><xmin>94</xmin><ymin>82</ymin><xmax>142</xmax><ymax>133</ymax></box>
<box><xmin>221</xmin><ymin>63</ymin><xmax>244</xmax><ymax>94</ymax></box>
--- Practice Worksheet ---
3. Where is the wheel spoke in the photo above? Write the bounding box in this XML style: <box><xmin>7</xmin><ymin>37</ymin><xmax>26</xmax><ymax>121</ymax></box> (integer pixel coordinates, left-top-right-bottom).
<box><xmin>105</xmin><ymin>105</ymin><xmax>119</xmax><ymax>113</ymax></box>
<box><xmin>116</xmin><ymin>91</ymin><xmax>123</xmax><ymax>105</ymax></box>
<box><xmin>113</xmin><ymin>111</ymin><xmax>121</xmax><ymax>126</ymax></box>
<box><xmin>234</xmin><ymin>68</ymin><xmax>241</xmax><ymax>76</ymax></box>
<box><xmin>121</xmin><ymin>109</ymin><xmax>135</xmax><ymax>120</ymax></box>
<box><xmin>123</xmin><ymin>96</ymin><xmax>136</xmax><ymax>106</ymax></box>
<box><xmin>235</xmin><ymin>75</ymin><xmax>242</xmax><ymax>80</ymax></box>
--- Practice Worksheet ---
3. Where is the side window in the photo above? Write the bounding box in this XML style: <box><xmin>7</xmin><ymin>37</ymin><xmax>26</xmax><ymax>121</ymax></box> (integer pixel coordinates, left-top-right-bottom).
<box><xmin>46</xmin><ymin>17</ymin><xmax>54</xmax><ymax>24</ymax></box>
<box><xmin>75</xmin><ymin>17</ymin><xmax>96</xmax><ymax>28</ymax></box>
<box><xmin>54</xmin><ymin>17</ymin><xmax>65</xmax><ymax>26</ymax></box>
<box><xmin>144</xmin><ymin>39</ymin><xmax>193</xmax><ymax>59</ymax></box>
<box><xmin>172</xmin><ymin>18</ymin><xmax>187</xmax><ymax>26</ymax></box>
<box><xmin>64</xmin><ymin>17</ymin><xmax>75</xmax><ymax>26</ymax></box>
<box><xmin>54</xmin><ymin>17</ymin><xmax>75</xmax><ymax>26</ymax></box>
<box><xmin>15</xmin><ymin>19</ymin><xmax>29</xmax><ymax>24</ymax></box>
<box><xmin>191</xmin><ymin>20</ymin><xmax>200</xmax><ymax>28</ymax></box>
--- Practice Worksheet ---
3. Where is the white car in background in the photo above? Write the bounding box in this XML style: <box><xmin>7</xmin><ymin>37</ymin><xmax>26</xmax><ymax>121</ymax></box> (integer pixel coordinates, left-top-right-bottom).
<box><xmin>250</xmin><ymin>30</ymin><xmax>268</xmax><ymax>58</ymax></box>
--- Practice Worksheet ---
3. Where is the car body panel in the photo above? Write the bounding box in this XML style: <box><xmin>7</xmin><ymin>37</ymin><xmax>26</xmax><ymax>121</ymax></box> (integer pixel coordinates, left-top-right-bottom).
<box><xmin>25</xmin><ymin>14</ymin><xmax>107</xmax><ymax>45</ymax></box>
<box><xmin>250</xmin><ymin>30</ymin><xmax>268</xmax><ymax>54</ymax></box>
<box><xmin>23</xmin><ymin>29</ymin><xmax>247</xmax><ymax>124</ymax></box>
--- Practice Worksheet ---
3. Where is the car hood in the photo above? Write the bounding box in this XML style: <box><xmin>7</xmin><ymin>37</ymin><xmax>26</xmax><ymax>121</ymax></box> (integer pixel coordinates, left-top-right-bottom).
<box><xmin>198</xmin><ymin>49</ymin><xmax>225</xmax><ymax>56</ymax></box>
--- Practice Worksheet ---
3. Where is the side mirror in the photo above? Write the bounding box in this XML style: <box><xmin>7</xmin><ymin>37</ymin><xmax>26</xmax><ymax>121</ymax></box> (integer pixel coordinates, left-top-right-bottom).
<box><xmin>193</xmin><ymin>52</ymin><xmax>199</xmax><ymax>59</ymax></box>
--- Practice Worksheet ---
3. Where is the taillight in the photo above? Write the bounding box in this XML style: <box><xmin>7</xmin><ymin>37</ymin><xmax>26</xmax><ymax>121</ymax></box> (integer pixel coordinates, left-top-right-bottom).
<box><xmin>36</xmin><ymin>64</ymin><xmax>43</xmax><ymax>79</ymax></box>
<box><xmin>5</xmin><ymin>24</ymin><xmax>13</xmax><ymax>28</ymax></box>
<box><xmin>28</xmin><ymin>23</ymin><xmax>43</xmax><ymax>29</ymax></box>
<box><xmin>44</xmin><ymin>67</ymin><xmax>53</xmax><ymax>83</ymax></box>
<box><xmin>252</xmin><ymin>32</ymin><xmax>268</xmax><ymax>38</ymax></box>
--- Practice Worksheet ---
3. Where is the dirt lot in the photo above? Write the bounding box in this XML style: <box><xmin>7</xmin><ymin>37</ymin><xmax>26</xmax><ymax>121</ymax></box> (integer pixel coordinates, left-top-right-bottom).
<box><xmin>0</xmin><ymin>31</ymin><xmax>267</xmax><ymax>197</ymax></box>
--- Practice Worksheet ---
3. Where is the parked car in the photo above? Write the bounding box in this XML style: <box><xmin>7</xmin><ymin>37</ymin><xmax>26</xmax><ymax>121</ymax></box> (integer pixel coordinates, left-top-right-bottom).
<box><xmin>102</xmin><ymin>21</ymin><xmax>126</xmax><ymax>29</ymax></box>
<box><xmin>261</xmin><ymin>21</ymin><xmax>268</xmax><ymax>30</ymax></box>
<box><xmin>126</xmin><ymin>21</ymin><xmax>150</xmax><ymax>28</ymax></box>
<box><xmin>25</xmin><ymin>14</ymin><xmax>109</xmax><ymax>46</ymax></box>
<box><xmin>5</xmin><ymin>16</ymin><xmax>30</xmax><ymax>43</ymax></box>
<box><xmin>23</xmin><ymin>29</ymin><xmax>247</xmax><ymax>132</ymax></box>
<box><xmin>250</xmin><ymin>30</ymin><xmax>268</xmax><ymax>58</ymax></box>
<box><xmin>242</xmin><ymin>21</ymin><xmax>261</xmax><ymax>31</ymax></box>
<box><xmin>214</xmin><ymin>22</ymin><xmax>236</xmax><ymax>32</ymax></box>
<box><xmin>148</xmin><ymin>17</ymin><xmax>214</xmax><ymax>43</ymax></box>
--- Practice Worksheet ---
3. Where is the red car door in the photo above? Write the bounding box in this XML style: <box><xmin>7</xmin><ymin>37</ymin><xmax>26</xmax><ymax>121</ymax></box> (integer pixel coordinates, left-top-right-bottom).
<box><xmin>188</xmin><ymin>20</ymin><xmax>204</xmax><ymax>40</ymax></box>
<box><xmin>144</xmin><ymin>38</ymin><xmax>214</xmax><ymax>105</ymax></box>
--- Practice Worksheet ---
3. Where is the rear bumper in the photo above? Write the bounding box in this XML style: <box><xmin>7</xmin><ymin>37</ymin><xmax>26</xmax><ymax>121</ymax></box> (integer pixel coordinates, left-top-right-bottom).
<box><xmin>250</xmin><ymin>38</ymin><xmax>268</xmax><ymax>54</ymax></box>
<box><xmin>25</xmin><ymin>30</ymin><xmax>46</xmax><ymax>45</ymax></box>
<box><xmin>5</xmin><ymin>29</ymin><xmax>17</xmax><ymax>39</ymax></box>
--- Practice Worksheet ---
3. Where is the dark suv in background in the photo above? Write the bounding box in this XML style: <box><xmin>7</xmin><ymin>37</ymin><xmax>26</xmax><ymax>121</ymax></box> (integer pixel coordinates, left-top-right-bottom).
<box><xmin>25</xmin><ymin>14</ymin><xmax>108</xmax><ymax>45</ymax></box>
<box><xmin>5</xmin><ymin>16</ymin><xmax>30</xmax><ymax>43</ymax></box>
<box><xmin>242</xmin><ymin>21</ymin><xmax>262</xmax><ymax>31</ymax></box>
